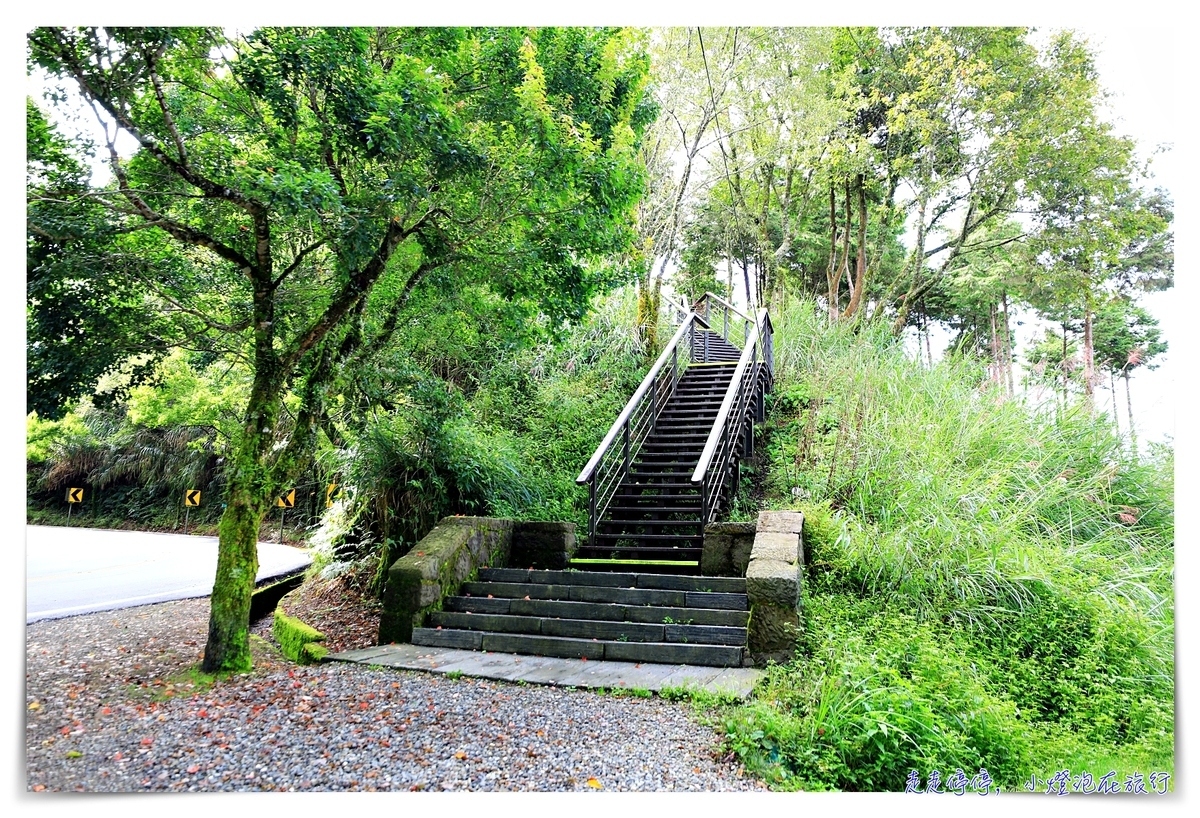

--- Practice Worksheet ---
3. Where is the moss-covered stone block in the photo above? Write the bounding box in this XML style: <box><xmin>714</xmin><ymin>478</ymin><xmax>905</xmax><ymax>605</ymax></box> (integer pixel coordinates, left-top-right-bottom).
<box><xmin>378</xmin><ymin>516</ymin><xmax>514</xmax><ymax>644</ymax></box>
<box><xmin>301</xmin><ymin>642</ymin><xmax>329</xmax><ymax>663</ymax></box>
<box><xmin>273</xmin><ymin>606</ymin><xmax>326</xmax><ymax>665</ymax></box>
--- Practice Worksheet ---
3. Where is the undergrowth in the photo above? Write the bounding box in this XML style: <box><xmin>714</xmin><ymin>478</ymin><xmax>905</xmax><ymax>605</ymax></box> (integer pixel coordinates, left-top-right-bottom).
<box><xmin>725</xmin><ymin>299</ymin><xmax>1174</xmax><ymax>792</ymax></box>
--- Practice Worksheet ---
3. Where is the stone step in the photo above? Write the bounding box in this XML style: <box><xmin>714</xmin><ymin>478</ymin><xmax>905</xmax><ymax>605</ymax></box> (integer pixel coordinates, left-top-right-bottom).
<box><xmin>460</xmin><ymin>580</ymin><xmax>747</xmax><ymax>610</ymax></box>
<box><xmin>442</xmin><ymin>595</ymin><xmax>750</xmax><ymax>627</ymax></box>
<box><xmin>426</xmin><ymin>611</ymin><xmax>748</xmax><ymax>646</ymax></box>
<box><xmin>477</xmin><ymin>568</ymin><xmax>745</xmax><ymax>593</ymax></box>
<box><xmin>410</xmin><ymin>629</ymin><xmax>745</xmax><ymax>667</ymax></box>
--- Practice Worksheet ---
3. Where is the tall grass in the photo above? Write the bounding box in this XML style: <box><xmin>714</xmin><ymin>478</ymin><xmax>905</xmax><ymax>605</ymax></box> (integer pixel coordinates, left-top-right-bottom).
<box><xmin>729</xmin><ymin>298</ymin><xmax>1174</xmax><ymax>791</ymax></box>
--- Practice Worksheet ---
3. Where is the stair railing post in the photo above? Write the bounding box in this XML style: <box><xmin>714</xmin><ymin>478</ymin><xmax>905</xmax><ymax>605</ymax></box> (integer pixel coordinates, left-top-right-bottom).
<box><xmin>651</xmin><ymin>372</ymin><xmax>658</xmax><ymax>433</ymax></box>
<box><xmin>723</xmin><ymin>306</ymin><xmax>728</xmax><ymax>344</ymax></box>
<box><xmin>588</xmin><ymin>478</ymin><xmax>597</xmax><ymax>545</ymax></box>
<box><xmin>622</xmin><ymin>417</ymin><xmax>630</xmax><ymax>474</ymax></box>
<box><xmin>703</xmin><ymin>329</ymin><xmax>709</xmax><ymax>362</ymax></box>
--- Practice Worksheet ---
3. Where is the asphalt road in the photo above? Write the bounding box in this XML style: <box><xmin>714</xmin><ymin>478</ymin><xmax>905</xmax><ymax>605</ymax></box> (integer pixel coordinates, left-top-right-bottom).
<box><xmin>26</xmin><ymin>526</ymin><xmax>312</xmax><ymax>623</ymax></box>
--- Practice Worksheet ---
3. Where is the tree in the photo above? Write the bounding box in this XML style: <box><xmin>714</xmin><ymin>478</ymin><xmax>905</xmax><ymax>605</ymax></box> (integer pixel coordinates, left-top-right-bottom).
<box><xmin>1093</xmin><ymin>297</ymin><xmax>1167</xmax><ymax>449</ymax></box>
<box><xmin>29</xmin><ymin>26</ymin><xmax>652</xmax><ymax>671</ymax></box>
<box><xmin>27</xmin><ymin>98</ymin><xmax>167</xmax><ymax>419</ymax></box>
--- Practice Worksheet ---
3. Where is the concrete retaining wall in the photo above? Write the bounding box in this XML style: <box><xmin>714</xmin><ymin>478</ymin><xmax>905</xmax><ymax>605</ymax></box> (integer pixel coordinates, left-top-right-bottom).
<box><xmin>377</xmin><ymin>516</ymin><xmax>576</xmax><ymax>644</ymax></box>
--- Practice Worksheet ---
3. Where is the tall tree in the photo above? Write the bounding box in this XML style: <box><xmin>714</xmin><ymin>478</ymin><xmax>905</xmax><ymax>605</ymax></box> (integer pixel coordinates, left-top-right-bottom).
<box><xmin>29</xmin><ymin>26</ymin><xmax>652</xmax><ymax>671</ymax></box>
<box><xmin>1093</xmin><ymin>297</ymin><xmax>1168</xmax><ymax>449</ymax></box>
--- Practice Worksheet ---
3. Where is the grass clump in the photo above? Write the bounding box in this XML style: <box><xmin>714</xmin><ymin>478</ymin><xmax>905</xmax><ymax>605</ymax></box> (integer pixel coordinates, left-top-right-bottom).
<box><xmin>730</xmin><ymin>299</ymin><xmax>1174</xmax><ymax>791</ymax></box>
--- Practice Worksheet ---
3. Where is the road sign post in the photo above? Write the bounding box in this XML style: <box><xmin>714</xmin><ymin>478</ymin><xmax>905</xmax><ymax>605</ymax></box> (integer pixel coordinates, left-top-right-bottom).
<box><xmin>66</xmin><ymin>487</ymin><xmax>83</xmax><ymax>526</ymax></box>
<box><xmin>183</xmin><ymin>490</ymin><xmax>201</xmax><ymax>535</ymax></box>
<box><xmin>276</xmin><ymin>489</ymin><xmax>295</xmax><ymax>543</ymax></box>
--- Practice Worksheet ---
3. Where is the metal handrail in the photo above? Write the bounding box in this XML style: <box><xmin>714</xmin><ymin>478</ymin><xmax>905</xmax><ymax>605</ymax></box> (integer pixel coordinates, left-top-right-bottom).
<box><xmin>700</xmin><ymin>291</ymin><xmax>751</xmax><ymax>324</ymax></box>
<box><xmin>576</xmin><ymin>313</ymin><xmax>708</xmax><ymax>483</ymax></box>
<box><xmin>577</xmin><ymin>292</ymin><xmax>773</xmax><ymax>548</ymax></box>
<box><xmin>691</xmin><ymin>307</ymin><xmax>773</xmax><ymax>524</ymax></box>
<box><xmin>576</xmin><ymin>309</ymin><xmax>712</xmax><ymax>545</ymax></box>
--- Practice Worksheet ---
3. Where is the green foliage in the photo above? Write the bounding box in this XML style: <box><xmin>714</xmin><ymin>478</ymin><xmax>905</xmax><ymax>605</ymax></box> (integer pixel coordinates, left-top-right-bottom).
<box><xmin>734</xmin><ymin>297</ymin><xmax>1174</xmax><ymax>790</ymax></box>
<box><xmin>306</xmin><ymin>287</ymin><xmax>647</xmax><ymax>591</ymax></box>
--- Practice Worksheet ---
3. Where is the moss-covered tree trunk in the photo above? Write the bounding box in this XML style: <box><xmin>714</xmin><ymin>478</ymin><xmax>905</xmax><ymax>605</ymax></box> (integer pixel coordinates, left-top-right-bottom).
<box><xmin>201</xmin><ymin>289</ymin><xmax>284</xmax><ymax>673</ymax></box>
<box><xmin>202</xmin><ymin>484</ymin><xmax>266</xmax><ymax>672</ymax></box>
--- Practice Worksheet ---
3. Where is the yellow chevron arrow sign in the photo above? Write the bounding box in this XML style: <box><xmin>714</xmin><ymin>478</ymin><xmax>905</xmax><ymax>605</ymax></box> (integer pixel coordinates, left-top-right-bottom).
<box><xmin>185</xmin><ymin>489</ymin><xmax>202</xmax><ymax>507</ymax></box>
<box><xmin>66</xmin><ymin>487</ymin><xmax>84</xmax><ymax>504</ymax></box>
<box><xmin>276</xmin><ymin>489</ymin><xmax>295</xmax><ymax>509</ymax></box>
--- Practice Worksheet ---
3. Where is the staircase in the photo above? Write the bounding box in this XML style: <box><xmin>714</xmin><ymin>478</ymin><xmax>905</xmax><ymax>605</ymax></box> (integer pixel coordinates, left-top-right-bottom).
<box><xmin>408</xmin><ymin>294</ymin><xmax>773</xmax><ymax>668</ymax></box>
<box><xmin>576</xmin><ymin>349</ymin><xmax>740</xmax><ymax>565</ymax></box>
<box><xmin>411</xmin><ymin>567</ymin><xmax>750</xmax><ymax>667</ymax></box>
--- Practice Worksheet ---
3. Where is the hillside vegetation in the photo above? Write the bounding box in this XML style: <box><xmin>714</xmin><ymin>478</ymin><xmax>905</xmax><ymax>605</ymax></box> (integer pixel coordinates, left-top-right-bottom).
<box><xmin>722</xmin><ymin>299</ymin><xmax>1174</xmax><ymax>791</ymax></box>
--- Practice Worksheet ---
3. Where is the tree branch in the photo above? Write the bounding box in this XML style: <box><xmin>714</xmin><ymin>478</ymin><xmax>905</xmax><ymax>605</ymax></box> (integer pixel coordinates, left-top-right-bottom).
<box><xmin>271</xmin><ymin>239</ymin><xmax>327</xmax><ymax>290</ymax></box>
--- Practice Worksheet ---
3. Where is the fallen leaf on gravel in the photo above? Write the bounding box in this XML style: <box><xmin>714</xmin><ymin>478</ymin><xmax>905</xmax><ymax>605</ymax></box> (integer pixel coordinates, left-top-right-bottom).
<box><xmin>28</xmin><ymin>701</ymin><xmax>40</xmax><ymax>710</ymax></box>
<box><xmin>187</xmin><ymin>765</ymin><xmax>200</xmax><ymax>774</ymax></box>
<box><xmin>198</xmin><ymin>709</ymin><xmax>208</xmax><ymax>718</ymax></box>
<box><xmin>32</xmin><ymin>785</ymin><xmax>45</xmax><ymax>792</ymax></box>
<box><xmin>587</xmin><ymin>777</ymin><xmax>602</xmax><ymax>789</ymax></box>
<box><xmin>101</xmin><ymin>707</ymin><xmax>112</xmax><ymax>716</ymax></box>
<box><xmin>454</xmin><ymin>751</ymin><xmax>466</xmax><ymax>760</ymax></box>
<box><xmin>140</xmin><ymin>738</ymin><xmax>154</xmax><ymax>747</ymax></box>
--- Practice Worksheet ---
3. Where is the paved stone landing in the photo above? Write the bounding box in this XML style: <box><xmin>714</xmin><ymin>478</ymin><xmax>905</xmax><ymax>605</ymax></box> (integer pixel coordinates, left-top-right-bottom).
<box><xmin>329</xmin><ymin>644</ymin><xmax>764</xmax><ymax>699</ymax></box>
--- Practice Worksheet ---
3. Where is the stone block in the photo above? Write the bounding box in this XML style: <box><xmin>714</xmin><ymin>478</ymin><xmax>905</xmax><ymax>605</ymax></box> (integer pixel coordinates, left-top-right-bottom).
<box><xmin>542</xmin><ymin>618</ymin><xmax>664</xmax><ymax>642</ymax></box>
<box><xmin>665</xmin><ymin>623</ymin><xmax>747</xmax><ymax>646</ymax></box>
<box><xmin>747</xmin><ymin>604</ymin><xmax>801</xmax><ymax>662</ymax></box>
<box><xmin>636</xmin><ymin>574</ymin><xmax>746</xmax><ymax>593</ymax></box>
<box><xmin>273</xmin><ymin>605</ymin><xmax>326</xmax><ymax>665</ymax></box>
<box><xmin>605</xmin><ymin>641</ymin><xmax>743</xmax><ymax>668</ymax></box>
<box><xmin>730</xmin><ymin>536</ymin><xmax>754</xmax><ymax>575</ymax></box>
<box><xmin>751</xmin><ymin>531</ymin><xmax>799</xmax><ymax>564</ymax></box>
<box><xmin>511</xmin><ymin>521</ymin><xmax>577</xmax><ymax>570</ymax></box>
<box><xmin>745</xmin><ymin>559</ymin><xmax>800</xmax><ymax>608</ymax></box>
<box><xmin>412</xmin><ymin>628</ymin><xmax>483</xmax><ymax>651</ymax></box>
<box><xmin>700</xmin><ymin>533</ymin><xmax>732</xmax><ymax>576</ymax></box>
<box><xmin>684</xmin><ymin>591</ymin><xmax>748</xmax><ymax>610</ymax></box>
<box><xmin>756</xmin><ymin>510</ymin><xmax>805</xmax><ymax>535</ymax></box>
<box><xmin>481</xmin><ymin>633</ymin><xmax>605</xmax><ymax>660</ymax></box>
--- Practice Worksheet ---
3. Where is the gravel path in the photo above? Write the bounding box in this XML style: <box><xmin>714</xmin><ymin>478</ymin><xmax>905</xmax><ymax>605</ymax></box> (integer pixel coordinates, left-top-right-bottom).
<box><xmin>26</xmin><ymin>598</ymin><xmax>765</xmax><ymax>792</ymax></box>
